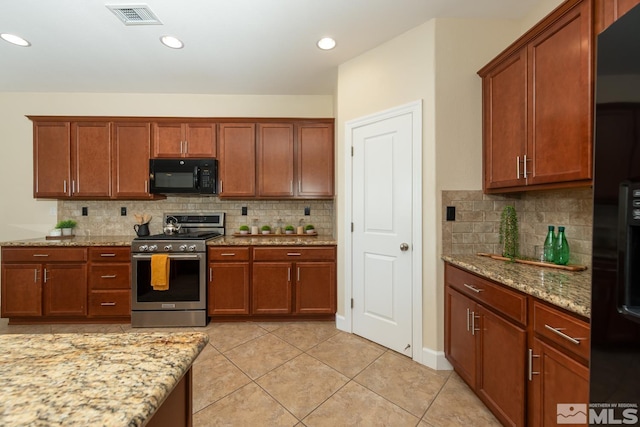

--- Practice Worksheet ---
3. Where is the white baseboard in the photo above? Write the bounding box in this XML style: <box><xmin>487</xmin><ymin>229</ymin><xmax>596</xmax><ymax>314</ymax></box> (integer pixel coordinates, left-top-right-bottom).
<box><xmin>335</xmin><ymin>314</ymin><xmax>349</xmax><ymax>332</ymax></box>
<box><xmin>422</xmin><ymin>347</ymin><xmax>453</xmax><ymax>371</ymax></box>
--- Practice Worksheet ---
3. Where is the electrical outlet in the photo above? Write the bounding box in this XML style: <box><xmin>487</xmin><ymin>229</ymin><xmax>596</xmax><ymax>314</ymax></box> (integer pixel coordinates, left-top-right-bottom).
<box><xmin>304</xmin><ymin>207</ymin><xmax>311</xmax><ymax>216</ymax></box>
<box><xmin>446</xmin><ymin>206</ymin><xmax>456</xmax><ymax>221</ymax></box>
<box><xmin>82</xmin><ymin>207</ymin><xmax>88</xmax><ymax>216</ymax></box>
<box><xmin>242</xmin><ymin>206</ymin><xmax>248</xmax><ymax>216</ymax></box>
<box><xmin>121</xmin><ymin>207</ymin><xmax>127</xmax><ymax>216</ymax></box>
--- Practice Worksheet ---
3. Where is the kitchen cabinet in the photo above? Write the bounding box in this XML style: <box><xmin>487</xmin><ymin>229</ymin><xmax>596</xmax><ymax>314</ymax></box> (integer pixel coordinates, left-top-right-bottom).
<box><xmin>251</xmin><ymin>246</ymin><xmax>336</xmax><ymax>316</ymax></box>
<box><xmin>596</xmin><ymin>0</ymin><xmax>640</xmax><ymax>33</ymax></box>
<box><xmin>208</xmin><ymin>247</ymin><xmax>250</xmax><ymax>315</ymax></box>
<box><xmin>152</xmin><ymin>122</ymin><xmax>216</xmax><ymax>158</ymax></box>
<box><xmin>1</xmin><ymin>247</ymin><xmax>87</xmax><ymax>319</ymax></box>
<box><xmin>218</xmin><ymin>123</ymin><xmax>256</xmax><ymax>197</ymax></box>
<box><xmin>478</xmin><ymin>0</ymin><xmax>592</xmax><ymax>193</ymax></box>
<box><xmin>112</xmin><ymin>122</ymin><xmax>155</xmax><ymax>199</ymax></box>
<box><xmin>257</xmin><ymin>123</ymin><xmax>295</xmax><ymax>197</ymax></box>
<box><xmin>296</xmin><ymin>123</ymin><xmax>334</xmax><ymax>198</ymax></box>
<box><xmin>88</xmin><ymin>247</ymin><xmax>131</xmax><ymax>318</ymax></box>
<box><xmin>444</xmin><ymin>286</ymin><xmax>477</xmax><ymax>387</ymax></box>
<box><xmin>33</xmin><ymin>121</ymin><xmax>70</xmax><ymax>198</ymax></box>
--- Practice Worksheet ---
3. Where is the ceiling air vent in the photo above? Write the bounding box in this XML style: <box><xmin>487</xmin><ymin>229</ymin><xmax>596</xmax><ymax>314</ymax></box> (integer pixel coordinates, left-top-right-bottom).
<box><xmin>106</xmin><ymin>4</ymin><xmax>162</xmax><ymax>25</ymax></box>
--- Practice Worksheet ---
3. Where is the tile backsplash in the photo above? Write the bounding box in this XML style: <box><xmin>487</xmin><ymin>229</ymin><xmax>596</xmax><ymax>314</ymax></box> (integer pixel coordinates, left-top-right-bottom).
<box><xmin>442</xmin><ymin>188</ymin><xmax>593</xmax><ymax>267</ymax></box>
<box><xmin>59</xmin><ymin>198</ymin><xmax>334</xmax><ymax>238</ymax></box>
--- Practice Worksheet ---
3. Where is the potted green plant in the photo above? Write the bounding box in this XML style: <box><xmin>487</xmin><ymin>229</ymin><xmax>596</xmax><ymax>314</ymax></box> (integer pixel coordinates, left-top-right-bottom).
<box><xmin>304</xmin><ymin>224</ymin><xmax>316</xmax><ymax>235</ymax></box>
<box><xmin>239</xmin><ymin>225</ymin><xmax>250</xmax><ymax>235</ymax></box>
<box><xmin>284</xmin><ymin>225</ymin><xmax>295</xmax><ymax>235</ymax></box>
<box><xmin>56</xmin><ymin>219</ymin><xmax>77</xmax><ymax>236</ymax></box>
<box><xmin>499</xmin><ymin>206</ymin><xmax>519</xmax><ymax>259</ymax></box>
<box><xmin>261</xmin><ymin>225</ymin><xmax>271</xmax><ymax>235</ymax></box>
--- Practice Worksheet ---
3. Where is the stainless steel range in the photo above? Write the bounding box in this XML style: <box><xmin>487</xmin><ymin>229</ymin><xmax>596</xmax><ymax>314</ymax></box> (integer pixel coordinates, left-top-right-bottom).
<box><xmin>131</xmin><ymin>212</ymin><xmax>225</xmax><ymax>327</ymax></box>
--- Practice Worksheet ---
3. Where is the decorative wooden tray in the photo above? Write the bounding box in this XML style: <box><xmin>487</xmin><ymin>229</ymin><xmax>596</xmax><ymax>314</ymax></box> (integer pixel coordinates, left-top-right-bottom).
<box><xmin>233</xmin><ymin>232</ymin><xmax>317</xmax><ymax>237</ymax></box>
<box><xmin>45</xmin><ymin>234</ymin><xmax>75</xmax><ymax>240</ymax></box>
<box><xmin>476</xmin><ymin>253</ymin><xmax>587</xmax><ymax>271</ymax></box>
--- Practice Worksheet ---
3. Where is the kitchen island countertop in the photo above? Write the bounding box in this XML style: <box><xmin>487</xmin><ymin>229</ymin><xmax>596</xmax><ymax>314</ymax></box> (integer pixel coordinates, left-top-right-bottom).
<box><xmin>0</xmin><ymin>332</ymin><xmax>208</xmax><ymax>426</ymax></box>
<box><xmin>443</xmin><ymin>254</ymin><xmax>591</xmax><ymax>318</ymax></box>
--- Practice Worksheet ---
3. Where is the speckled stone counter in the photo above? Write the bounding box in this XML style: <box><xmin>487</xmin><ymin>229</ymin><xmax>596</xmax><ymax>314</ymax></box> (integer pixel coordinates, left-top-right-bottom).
<box><xmin>442</xmin><ymin>254</ymin><xmax>591</xmax><ymax>318</ymax></box>
<box><xmin>208</xmin><ymin>235</ymin><xmax>337</xmax><ymax>246</ymax></box>
<box><xmin>0</xmin><ymin>332</ymin><xmax>208</xmax><ymax>426</ymax></box>
<box><xmin>0</xmin><ymin>235</ymin><xmax>133</xmax><ymax>247</ymax></box>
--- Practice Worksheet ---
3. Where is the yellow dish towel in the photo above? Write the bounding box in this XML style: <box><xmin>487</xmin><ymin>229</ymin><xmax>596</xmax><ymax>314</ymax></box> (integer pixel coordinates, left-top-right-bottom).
<box><xmin>151</xmin><ymin>254</ymin><xmax>170</xmax><ymax>291</ymax></box>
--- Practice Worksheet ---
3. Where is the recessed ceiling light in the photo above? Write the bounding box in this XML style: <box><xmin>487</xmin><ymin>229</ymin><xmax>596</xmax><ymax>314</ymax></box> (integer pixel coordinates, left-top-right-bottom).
<box><xmin>317</xmin><ymin>37</ymin><xmax>336</xmax><ymax>50</ymax></box>
<box><xmin>160</xmin><ymin>35</ymin><xmax>183</xmax><ymax>49</ymax></box>
<box><xmin>1</xmin><ymin>33</ymin><xmax>31</xmax><ymax>47</ymax></box>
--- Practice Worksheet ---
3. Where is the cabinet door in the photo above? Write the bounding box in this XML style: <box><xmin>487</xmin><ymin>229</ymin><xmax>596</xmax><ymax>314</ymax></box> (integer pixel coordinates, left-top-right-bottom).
<box><xmin>295</xmin><ymin>262</ymin><xmax>335</xmax><ymax>314</ymax></box>
<box><xmin>482</xmin><ymin>49</ymin><xmax>527</xmax><ymax>190</ymax></box>
<box><xmin>184</xmin><ymin>123</ymin><xmax>216</xmax><ymax>157</ymax></box>
<box><xmin>33</xmin><ymin>121</ymin><xmax>71</xmax><ymax>198</ymax></box>
<box><xmin>43</xmin><ymin>263</ymin><xmax>87</xmax><ymax>316</ymax></box>
<box><xmin>527</xmin><ymin>0</ymin><xmax>592</xmax><ymax>186</ymax></box>
<box><xmin>596</xmin><ymin>0</ymin><xmax>640</xmax><ymax>33</ymax></box>
<box><xmin>530</xmin><ymin>338</ymin><xmax>589</xmax><ymax>427</ymax></box>
<box><xmin>296</xmin><ymin>123</ymin><xmax>334</xmax><ymax>197</ymax></box>
<box><xmin>112</xmin><ymin>122</ymin><xmax>153</xmax><ymax>198</ymax></box>
<box><xmin>152</xmin><ymin>123</ymin><xmax>183</xmax><ymax>157</ymax></box>
<box><xmin>72</xmin><ymin>122</ymin><xmax>112</xmax><ymax>198</ymax></box>
<box><xmin>218</xmin><ymin>123</ymin><xmax>256</xmax><ymax>197</ymax></box>
<box><xmin>477</xmin><ymin>306</ymin><xmax>527</xmax><ymax>427</ymax></box>
<box><xmin>1</xmin><ymin>264</ymin><xmax>42</xmax><ymax>317</ymax></box>
<box><xmin>252</xmin><ymin>262</ymin><xmax>292</xmax><ymax>314</ymax></box>
<box><xmin>257</xmin><ymin>123</ymin><xmax>294</xmax><ymax>197</ymax></box>
<box><xmin>444</xmin><ymin>286</ymin><xmax>477</xmax><ymax>388</ymax></box>
<box><xmin>208</xmin><ymin>262</ymin><xmax>250</xmax><ymax>315</ymax></box>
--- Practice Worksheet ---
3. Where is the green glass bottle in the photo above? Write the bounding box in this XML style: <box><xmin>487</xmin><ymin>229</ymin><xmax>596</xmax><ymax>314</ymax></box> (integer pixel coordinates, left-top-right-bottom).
<box><xmin>554</xmin><ymin>226</ymin><xmax>570</xmax><ymax>265</ymax></box>
<box><xmin>543</xmin><ymin>225</ymin><xmax>555</xmax><ymax>262</ymax></box>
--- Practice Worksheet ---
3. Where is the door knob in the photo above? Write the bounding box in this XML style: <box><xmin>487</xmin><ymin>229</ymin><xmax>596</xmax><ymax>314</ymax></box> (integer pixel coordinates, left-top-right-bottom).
<box><xmin>400</xmin><ymin>243</ymin><xmax>409</xmax><ymax>251</ymax></box>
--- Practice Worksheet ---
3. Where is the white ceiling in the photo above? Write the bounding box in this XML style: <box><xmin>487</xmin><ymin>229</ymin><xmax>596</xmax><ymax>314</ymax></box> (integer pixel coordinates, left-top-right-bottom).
<box><xmin>0</xmin><ymin>0</ymin><xmax>539</xmax><ymax>95</ymax></box>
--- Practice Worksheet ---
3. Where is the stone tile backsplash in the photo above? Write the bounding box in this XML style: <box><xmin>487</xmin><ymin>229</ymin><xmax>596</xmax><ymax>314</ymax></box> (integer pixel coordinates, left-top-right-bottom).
<box><xmin>59</xmin><ymin>198</ymin><xmax>334</xmax><ymax>238</ymax></box>
<box><xmin>442</xmin><ymin>188</ymin><xmax>593</xmax><ymax>267</ymax></box>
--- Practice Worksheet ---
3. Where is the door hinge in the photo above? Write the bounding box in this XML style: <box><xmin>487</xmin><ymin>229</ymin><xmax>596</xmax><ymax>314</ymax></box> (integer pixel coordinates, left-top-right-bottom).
<box><xmin>351</xmin><ymin>298</ymin><xmax>354</xmax><ymax>309</ymax></box>
<box><xmin>351</xmin><ymin>146</ymin><xmax>354</xmax><ymax>156</ymax></box>
<box><xmin>351</xmin><ymin>222</ymin><xmax>354</xmax><ymax>232</ymax></box>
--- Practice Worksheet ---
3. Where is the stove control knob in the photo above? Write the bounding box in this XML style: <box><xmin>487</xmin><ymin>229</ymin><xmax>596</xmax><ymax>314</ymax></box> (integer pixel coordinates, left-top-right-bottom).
<box><xmin>179</xmin><ymin>245</ymin><xmax>188</xmax><ymax>252</ymax></box>
<box><xmin>164</xmin><ymin>245</ymin><xmax>173</xmax><ymax>251</ymax></box>
<box><xmin>138</xmin><ymin>245</ymin><xmax>148</xmax><ymax>252</ymax></box>
<box><xmin>148</xmin><ymin>245</ymin><xmax>158</xmax><ymax>252</ymax></box>
<box><xmin>188</xmin><ymin>245</ymin><xmax>197</xmax><ymax>252</ymax></box>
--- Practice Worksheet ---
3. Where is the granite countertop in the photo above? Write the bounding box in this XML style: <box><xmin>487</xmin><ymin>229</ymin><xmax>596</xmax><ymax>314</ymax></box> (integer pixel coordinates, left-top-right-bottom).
<box><xmin>208</xmin><ymin>234</ymin><xmax>337</xmax><ymax>246</ymax></box>
<box><xmin>0</xmin><ymin>332</ymin><xmax>208</xmax><ymax>426</ymax></box>
<box><xmin>442</xmin><ymin>254</ymin><xmax>591</xmax><ymax>319</ymax></box>
<box><xmin>1</xmin><ymin>235</ymin><xmax>133</xmax><ymax>247</ymax></box>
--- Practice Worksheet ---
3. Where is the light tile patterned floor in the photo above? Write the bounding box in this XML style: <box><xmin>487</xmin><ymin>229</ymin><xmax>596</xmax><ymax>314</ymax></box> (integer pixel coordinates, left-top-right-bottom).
<box><xmin>0</xmin><ymin>319</ymin><xmax>500</xmax><ymax>426</ymax></box>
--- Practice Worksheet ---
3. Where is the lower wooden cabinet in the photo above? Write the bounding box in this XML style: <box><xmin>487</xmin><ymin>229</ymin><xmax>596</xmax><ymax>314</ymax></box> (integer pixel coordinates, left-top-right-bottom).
<box><xmin>208</xmin><ymin>248</ymin><xmax>250</xmax><ymax>315</ymax></box>
<box><xmin>87</xmin><ymin>247</ymin><xmax>131</xmax><ymax>318</ymax></box>
<box><xmin>445</xmin><ymin>263</ymin><xmax>589</xmax><ymax>427</ymax></box>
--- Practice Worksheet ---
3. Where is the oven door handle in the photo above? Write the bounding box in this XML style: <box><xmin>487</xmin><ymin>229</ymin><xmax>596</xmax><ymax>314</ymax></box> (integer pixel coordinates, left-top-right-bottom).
<box><xmin>132</xmin><ymin>254</ymin><xmax>202</xmax><ymax>259</ymax></box>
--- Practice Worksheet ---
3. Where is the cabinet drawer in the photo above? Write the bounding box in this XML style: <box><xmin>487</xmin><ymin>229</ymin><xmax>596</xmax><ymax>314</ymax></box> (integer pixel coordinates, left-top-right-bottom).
<box><xmin>533</xmin><ymin>301</ymin><xmax>590</xmax><ymax>361</ymax></box>
<box><xmin>89</xmin><ymin>264</ymin><xmax>130</xmax><ymax>290</ymax></box>
<box><xmin>89</xmin><ymin>247</ymin><xmax>131</xmax><ymax>262</ymax></box>
<box><xmin>2</xmin><ymin>247</ymin><xmax>87</xmax><ymax>262</ymax></box>
<box><xmin>209</xmin><ymin>247</ymin><xmax>250</xmax><ymax>261</ymax></box>
<box><xmin>445</xmin><ymin>264</ymin><xmax>527</xmax><ymax>325</ymax></box>
<box><xmin>88</xmin><ymin>290</ymin><xmax>131</xmax><ymax>317</ymax></box>
<box><xmin>253</xmin><ymin>246</ymin><xmax>336</xmax><ymax>261</ymax></box>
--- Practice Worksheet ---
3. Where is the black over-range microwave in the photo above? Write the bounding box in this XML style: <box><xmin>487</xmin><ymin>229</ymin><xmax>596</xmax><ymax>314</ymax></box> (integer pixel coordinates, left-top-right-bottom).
<box><xmin>149</xmin><ymin>158</ymin><xmax>217</xmax><ymax>195</ymax></box>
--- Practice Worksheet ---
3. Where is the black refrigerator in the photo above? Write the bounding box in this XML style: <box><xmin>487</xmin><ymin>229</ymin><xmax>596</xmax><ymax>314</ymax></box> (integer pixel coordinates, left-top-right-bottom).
<box><xmin>591</xmin><ymin>4</ymin><xmax>640</xmax><ymax>425</ymax></box>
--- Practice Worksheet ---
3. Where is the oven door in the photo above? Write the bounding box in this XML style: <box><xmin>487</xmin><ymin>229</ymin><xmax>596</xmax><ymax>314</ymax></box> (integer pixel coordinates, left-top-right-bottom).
<box><xmin>131</xmin><ymin>252</ymin><xmax>206</xmax><ymax>311</ymax></box>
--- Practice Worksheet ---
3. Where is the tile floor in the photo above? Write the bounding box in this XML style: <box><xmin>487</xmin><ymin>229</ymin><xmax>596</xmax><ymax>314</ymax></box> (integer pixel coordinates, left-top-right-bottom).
<box><xmin>0</xmin><ymin>319</ymin><xmax>500</xmax><ymax>426</ymax></box>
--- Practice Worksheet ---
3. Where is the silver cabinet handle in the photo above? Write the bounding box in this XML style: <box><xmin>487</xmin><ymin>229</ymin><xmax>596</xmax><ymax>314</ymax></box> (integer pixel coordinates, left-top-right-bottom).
<box><xmin>400</xmin><ymin>243</ymin><xmax>409</xmax><ymax>251</ymax></box>
<box><xmin>471</xmin><ymin>311</ymin><xmax>480</xmax><ymax>336</ymax></box>
<box><xmin>287</xmin><ymin>253</ymin><xmax>301</xmax><ymax>256</ymax></box>
<box><xmin>463</xmin><ymin>283</ymin><xmax>484</xmax><ymax>293</ymax></box>
<box><xmin>523</xmin><ymin>154</ymin><xmax>528</xmax><ymax>179</ymax></box>
<box><xmin>145</xmin><ymin>180</ymin><xmax>148</xmax><ymax>193</ymax></box>
<box><xmin>298</xmin><ymin>180</ymin><xmax>301</xmax><ymax>193</ymax></box>
<box><xmin>219</xmin><ymin>180</ymin><xmax>223</xmax><ymax>193</ymax></box>
<box><xmin>34</xmin><ymin>268</ymin><xmax>38</xmax><ymax>283</ymax></box>
<box><xmin>180</xmin><ymin>141</ymin><xmax>183</xmax><ymax>154</ymax></box>
<box><xmin>63</xmin><ymin>180</ymin><xmax>67</xmax><ymax>193</ymax></box>
<box><xmin>184</xmin><ymin>140</ymin><xmax>188</xmax><ymax>153</ymax></box>
<box><xmin>516</xmin><ymin>156</ymin><xmax>520</xmax><ymax>179</ymax></box>
<box><xmin>43</xmin><ymin>268</ymin><xmax>49</xmax><ymax>283</ymax></box>
<box><xmin>290</xmin><ymin>181</ymin><xmax>293</xmax><ymax>193</ymax></box>
<box><xmin>209</xmin><ymin>267</ymin><xmax>212</xmax><ymax>282</ymax></box>
<box><xmin>466</xmin><ymin>308</ymin><xmax>470</xmax><ymax>332</ymax></box>
<box><xmin>100</xmin><ymin>275</ymin><xmax>117</xmax><ymax>279</ymax></box>
<box><xmin>72</xmin><ymin>180</ymin><xmax>76</xmax><ymax>194</ymax></box>
<box><xmin>287</xmin><ymin>267</ymin><xmax>291</xmax><ymax>282</ymax></box>
<box><xmin>100</xmin><ymin>253</ymin><xmax>116</xmax><ymax>257</ymax></box>
<box><xmin>544</xmin><ymin>324</ymin><xmax>582</xmax><ymax>345</ymax></box>
<box><xmin>100</xmin><ymin>302</ymin><xmax>116</xmax><ymax>306</ymax></box>
<box><xmin>32</xmin><ymin>254</ymin><xmax>50</xmax><ymax>257</ymax></box>
<box><xmin>220</xmin><ymin>253</ymin><xmax>236</xmax><ymax>256</ymax></box>
<box><xmin>297</xmin><ymin>267</ymin><xmax>300</xmax><ymax>282</ymax></box>
<box><xmin>528</xmin><ymin>348</ymin><xmax>540</xmax><ymax>381</ymax></box>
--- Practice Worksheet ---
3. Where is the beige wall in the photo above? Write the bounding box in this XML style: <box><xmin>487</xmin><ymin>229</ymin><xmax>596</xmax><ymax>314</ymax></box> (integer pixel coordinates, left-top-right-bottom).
<box><xmin>0</xmin><ymin>93</ymin><xmax>333</xmax><ymax>242</ymax></box>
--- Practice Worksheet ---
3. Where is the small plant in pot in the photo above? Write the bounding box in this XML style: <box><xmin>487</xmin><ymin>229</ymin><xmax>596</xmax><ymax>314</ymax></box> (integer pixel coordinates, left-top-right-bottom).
<box><xmin>55</xmin><ymin>219</ymin><xmax>77</xmax><ymax>236</ymax></box>
<box><xmin>499</xmin><ymin>206</ymin><xmax>519</xmax><ymax>260</ymax></box>
<box><xmin>284</xmin><ymin>225</ymin><xmax>295</xmax><ymax>234</ymax></box>
<box><xmin>239</xmin><ymin>225</ymin><xmax>250</xmax><ymax>235</ymax></box>
<box><xmin>305</xmin><ymin>224</ymin><xmax>316</xmax><ymax>235</ymax></box>
<box><xmin>261</xmin><ymin>225</ymin><xmax>271</xmax><ymax>235</ymax></box>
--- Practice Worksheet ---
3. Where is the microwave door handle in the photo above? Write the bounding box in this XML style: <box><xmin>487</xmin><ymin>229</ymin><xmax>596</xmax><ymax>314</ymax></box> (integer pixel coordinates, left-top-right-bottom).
<box><xmin>618</xmin><ymin>182</ymin><xmax>640</xmax><ymax>322</ymax></box>
<box><xmin>194</xmin><ymin>166</ymin><xmax>200</xmax><ymax>189</ymax></box>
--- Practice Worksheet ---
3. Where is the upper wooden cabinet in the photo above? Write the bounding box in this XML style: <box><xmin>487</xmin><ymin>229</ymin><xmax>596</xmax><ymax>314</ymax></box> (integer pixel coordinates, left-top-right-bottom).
<box><xmin>152</xmin><ymin>122</ymin><xmax>216</xmax><ymax>158</ymax></box>
<box><xmin>478</xmin><ymin>0</ymin><xmax>593</xmax><ymax>193</ymax></box>
<box><xmin>218</xmin><ymin>123</ymin><xmax>256</xmax><ymax>197</ymax></box>
<box><xmin>596</xmin><ymin>0</ymin><xmax>640</xmax><ymax>33</ymax></box>
<box><xmin>257</xmin><ymin>123</ymin><xmax>295</xmax><ymax>197</ymax></box>
<box><xmin>297</xmin><ymin>123</ymin><xmax>335</xmax><ymax>198</ymax></box>
<box><xmin>33</xmin><ymin>121</ymin><xmax>71</xmax><ymax>198</ymax></box>
<box><xmin>112</xmin><ymin>122</ymin><xmax>154</xmax><ymax>199</ymax></box>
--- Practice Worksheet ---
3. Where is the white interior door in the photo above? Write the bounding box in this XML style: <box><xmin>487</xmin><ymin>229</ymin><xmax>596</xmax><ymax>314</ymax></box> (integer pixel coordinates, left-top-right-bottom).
<box><xmin>352</xmin><ymin>112</ymin><xmax>414</xmax><ymax>356</ymax></box>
